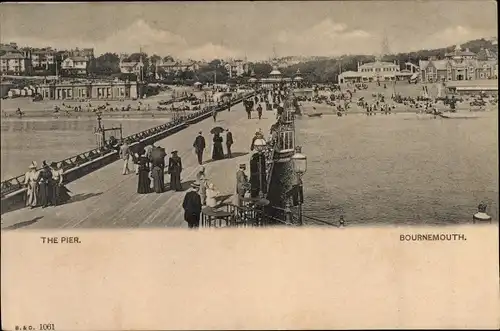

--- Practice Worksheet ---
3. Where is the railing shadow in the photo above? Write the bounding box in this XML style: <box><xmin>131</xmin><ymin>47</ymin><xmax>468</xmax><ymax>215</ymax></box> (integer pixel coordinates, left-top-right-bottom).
<box><xmin>3</xmin><ymin>216</ymin><xmax>43</xmax><ymax>230</ymax></box>
<box><xmin>203</xmin><ymin>151</ymin><xmax>249</xmax><ymax>164</ymax></box>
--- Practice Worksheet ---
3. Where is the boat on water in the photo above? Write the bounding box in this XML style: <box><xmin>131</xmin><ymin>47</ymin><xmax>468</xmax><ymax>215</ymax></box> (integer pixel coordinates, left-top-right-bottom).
<box><xmin>437</xmin><ymin>112</ymin><xmax>478</xmax><ymax>119</ymax></box>
<box><xmin>307</xmin><ymin>113</ymin><xmax>323</xmax><ymax>118</ymax></box>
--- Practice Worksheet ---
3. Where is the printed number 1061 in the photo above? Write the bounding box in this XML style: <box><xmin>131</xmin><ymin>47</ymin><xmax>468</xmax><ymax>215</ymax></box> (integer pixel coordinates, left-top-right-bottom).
<box><xmin>40</xmin><ymin>324</ymin><xmax>55</xmax><ymax>330</ymax></box>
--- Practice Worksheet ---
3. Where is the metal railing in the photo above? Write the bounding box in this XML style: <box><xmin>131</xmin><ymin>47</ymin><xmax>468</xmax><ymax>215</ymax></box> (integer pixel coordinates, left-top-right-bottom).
<box><xmin>1</xmin><ymin>92</ymin><xmax>256</xmax><ymax>198</ymax></box>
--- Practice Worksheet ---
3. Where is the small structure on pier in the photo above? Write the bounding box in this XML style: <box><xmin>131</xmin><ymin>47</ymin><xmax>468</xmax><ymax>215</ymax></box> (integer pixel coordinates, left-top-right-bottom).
<box><xmin>93</xmin><ymin>112</ymin><xmax>123</xmax><ymax>149</ymax></box>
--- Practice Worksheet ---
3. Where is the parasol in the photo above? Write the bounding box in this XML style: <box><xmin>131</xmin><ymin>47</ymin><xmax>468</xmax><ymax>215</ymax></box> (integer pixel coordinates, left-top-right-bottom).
<box><xmin>210</xmin><ymin>126</ymin><xmax>225</xmax><ymax>134</ymax></box>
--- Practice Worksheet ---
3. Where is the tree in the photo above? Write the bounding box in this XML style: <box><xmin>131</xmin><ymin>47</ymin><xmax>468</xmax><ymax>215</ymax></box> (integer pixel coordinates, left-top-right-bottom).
<box><xmin>251</xmin><ymin>62</ymin><xmax>272</xmax><ymax>78</ymax></box>
<box><xmin>93</xmin><ymin>52</ymin><xmax>120</xmax><ymax>76</ymax></box>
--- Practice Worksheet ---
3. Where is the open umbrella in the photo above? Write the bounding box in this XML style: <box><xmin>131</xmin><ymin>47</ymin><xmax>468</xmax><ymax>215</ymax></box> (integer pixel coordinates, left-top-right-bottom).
<box><xmin>210</xmin><ymin>126</ymin><xmax>225</xmax><ymax>135</ymax></box>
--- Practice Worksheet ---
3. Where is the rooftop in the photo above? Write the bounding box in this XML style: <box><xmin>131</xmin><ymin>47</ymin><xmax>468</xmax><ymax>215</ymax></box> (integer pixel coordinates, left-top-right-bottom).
<box><xmin>0</xmin><ymin>53</ymin><xmax>26</xmax><ymax>59</ymax></box>
<box><xmin>359</xmin><ymin>61</ymin><xmax>398</xmax><ymax>69</ymax></box>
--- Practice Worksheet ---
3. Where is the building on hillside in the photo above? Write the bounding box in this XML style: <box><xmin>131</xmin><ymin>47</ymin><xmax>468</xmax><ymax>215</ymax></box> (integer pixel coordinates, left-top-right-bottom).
<box><xmin>64</xmin><ymin>48</ymin><xmax>94</xmax><ymax>60</ymax></box>
<box><xmin>36</xmin><ymin>80</ymin><xmax>143</xmax><ymax>100</ymax></box>
<box><xmin>119</xmin><ymin>56</ymin><xmax>144</xmax><ymax>76</ymax></box>
<box><xmin>224</xmin><ymin>59</ymin><xmax>249</xmax><ymax>78</ymax></box>
<box><xmin>31</xmin><ymin>48</ymin><xmax>57</xmax><ymax>72</ymax></box>
<box><xmin>156</xmin><ymin>59</ymin><xmax>199</xmax><ymax>77</ymax></box>
<box><xmin>337</xmin><ymin>60</ymin><xmax>410</xmax><ymax>83</ymax></box>
<box><xmin>0</xmin><ymin>52</ymin><xmax>32</xmax><ymax>75</ymax></box>
<box><xmin>60</xmin><ymin>56</ymin><xmax>90</xmax><ymax>75</ymax></box>
<box><xmin>419</xmin><ymin>44</ymin><xmax>497</xmax><ymax>83</ymax></box>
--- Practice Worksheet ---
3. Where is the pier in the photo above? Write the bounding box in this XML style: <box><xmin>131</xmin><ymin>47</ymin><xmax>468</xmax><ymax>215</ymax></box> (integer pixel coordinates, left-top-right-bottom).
<box><xmin>1</xmin><ymin>98</ymin><xmax>279</xmax><ymax>229</ymax></box>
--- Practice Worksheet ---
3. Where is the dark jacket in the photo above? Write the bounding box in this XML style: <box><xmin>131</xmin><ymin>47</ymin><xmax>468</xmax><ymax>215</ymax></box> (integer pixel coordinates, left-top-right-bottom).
<box><xmin>183</xmin><ymin>191</ymin><xmax>202</xmax><ymax>214</ymax></box>
<box><xmin>226</xmin><ymin>132</ymin><xmax>233</xmax><ymax>145</ymax></box>
<box><xmin>168</xmin><ymin>156</ymin><xmax>182</xmax><ymax>174</ymax></box>
<box><xmin>193</xmin><ymin>135</ymin><xmax>206</xmax><ymax>151</ymax></box>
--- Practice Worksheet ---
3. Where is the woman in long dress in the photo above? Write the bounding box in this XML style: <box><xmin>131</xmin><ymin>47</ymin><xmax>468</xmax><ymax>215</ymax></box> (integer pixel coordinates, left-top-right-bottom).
<box><xmin>37</xmin><ymin>161</ymin><xmax>52</xmax><ymax>208</ymax></box>
<box><xmin>151</xmin><ymin>164</ymin><xmax>164</xmax><ymax>193</ymax></box>
<box><xmin>24</xmin><ymin>162</ymin><xmax>39</xmax><ymax>208</ymax></box>
<box><xmin>137</xmin><ymin>154</ymin><xmax>151</xmax><ymax>194</ymax></box>
<box><xmin>51</xmin><ymin>163</ymin><xmax>71</xmax><ymax>205</ymax></box>
<box><xmin>212</xmin><ymin>133</ymin><xmax>224</xmax><ymax>160</ymax></box>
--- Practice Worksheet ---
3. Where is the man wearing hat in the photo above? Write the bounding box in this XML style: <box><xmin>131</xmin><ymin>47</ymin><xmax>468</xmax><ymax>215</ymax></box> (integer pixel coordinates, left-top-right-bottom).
<box><xmin>236</xmin><ymin>163</ymin><xmax>249</xmax><ymax>206</ymax></box>
<box><xmin>182</xmin><ymin>182</ymin><xmax>202</xmax><ymax>228</ymax></box>
<box><xmin>120</xmin><ymin>139</ymin><xmax>131</xmax><ymax>175</ymax></box>
<box><xmin>168</xmin><ymin>150</ymin><xmax>183</xmax><ymax>191</ymax></box>
<box><xmin>24</xmin><ymin>161</ymin><xmax>39</xmax><ymax>208</ymax></box>
<box><xmin>193</xmin><ymin>131</ymin><xmax>206</xmax><ymax>165</ymax></box>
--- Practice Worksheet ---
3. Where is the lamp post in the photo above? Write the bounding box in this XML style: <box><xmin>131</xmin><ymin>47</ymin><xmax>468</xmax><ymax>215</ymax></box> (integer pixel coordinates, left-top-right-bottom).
<box><xmin>253</xmin><ymin>137</ymin><xmax>267</xmax><ymax>198</ymax></box>
<box><xmin>291</xmin><ymin>146</ymin><xmax>307</xmax><ymax>226</ymax></box>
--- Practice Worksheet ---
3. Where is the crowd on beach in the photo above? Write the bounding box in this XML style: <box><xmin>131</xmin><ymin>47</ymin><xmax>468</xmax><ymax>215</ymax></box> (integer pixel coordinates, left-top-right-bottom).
<box><xmin>306</xmin><ymin>81</ymin><xmax>498</xmax><ymax>117</ymax></box>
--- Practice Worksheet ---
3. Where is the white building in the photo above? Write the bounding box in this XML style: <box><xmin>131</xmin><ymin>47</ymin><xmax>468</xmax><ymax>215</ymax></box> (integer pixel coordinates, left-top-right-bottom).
<box><xmin>0</xmin><ymin>52</ymin><xmax>31</xmax><ymax>75</ymax></box>
<box><xmin>119</xmin><ymin>59</ymin><xmax>144</xmax><ymax>75</ymax></box>
<box><xmin>338</xmin><ymin>60</ymin><xmax>411</xmax><ymax>83</ymax></box>
<box><xmin>61</xmin><ymin>56</ymin><xmax>89</xmax><ymax>75</ymax></box>
<box><xmin>224</xmin><ymin>59</ymin><xmax>249</xmax><ymax>78</ymax></box>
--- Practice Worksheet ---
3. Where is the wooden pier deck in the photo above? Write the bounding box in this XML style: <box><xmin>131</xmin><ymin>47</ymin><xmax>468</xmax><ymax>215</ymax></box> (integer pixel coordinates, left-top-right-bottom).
<box><xmin>1</xmin><ymin>103</ymin><xmax>276</xmax><ymax>230</ymax></box>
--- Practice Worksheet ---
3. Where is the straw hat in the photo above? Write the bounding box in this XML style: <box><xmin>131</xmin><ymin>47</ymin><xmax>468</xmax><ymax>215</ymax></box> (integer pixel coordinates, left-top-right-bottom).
<box><xmin>29</xmin><ymin>161</ymin><xmax>37</xmax><ymax>169</ymax></box>
<box><xmin>191</xmin><ymin>182</ymin><xmax>200</xmax><ymax>189</ymax></box>
<box><xmin>239</xmin><ymin>164</ymin><xmax>246</xmax><ymax>169</ymax></box>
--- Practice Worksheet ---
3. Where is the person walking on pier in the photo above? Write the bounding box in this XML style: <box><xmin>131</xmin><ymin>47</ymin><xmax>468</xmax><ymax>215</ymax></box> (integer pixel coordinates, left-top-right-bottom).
<box><xmin>168</xmin><ymin>150</ymin><xmax>183</xmax><ymax>191</ymax></box>
<box><xmin>225</xmin><ymin>129</ymin><xmax>233</xmax><ymax>158</ymax></box>
<box><xmin>212</xmin><ymin>132</ymin><xmax>225</xmax><ymax>160</ymax></box>
<box><xmin>235</xmin><ymin>164</ymin><xmax>249</xmax><ymax>207</ymax></box>
<box><xmin>257</xmin><ymin>103</ymin><xmax>263</xmax><ymax>120</ymax></box>
<box><xmin>196</xmin><ymin>166</ymin><xmax>207</xmax><ymax>205</ymax></box>
<box><xmin>137</xmin><ymin>151</ymin><xmax>152</xmax><ymax>194</ymax></box>
<box><xmin>120</xmin><ymin>139</ymin><xmax>131</xmax><ymax>175</ymax></box>
<box><xmin>24</xmin><ymin>161</ymin><xmax>40</xmax><ymax>209</ymax></box>
<box><xmin>193</xmin><ymin>131</ymin><xmax>206</xmax><ymax>165</ymax></box>
<box><xmin>38</xmin><ymin>161</ymin><xmax>53</xmax><ymax>208</ymax></box>
<box><xmin>182</xmin><ymin>182</ymin><xmax>202</xmax><ymax>229</ymax></box>
<box><xmin>212</xmin><ymin>108</ymin><xmax>217</xmax><ymax>122</ymax></box>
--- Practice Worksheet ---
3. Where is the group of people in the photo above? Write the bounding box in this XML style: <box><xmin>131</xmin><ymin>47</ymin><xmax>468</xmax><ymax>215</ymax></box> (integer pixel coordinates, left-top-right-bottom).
<box><xmin>192</xmin><ymin>129</ymin><xmax>234</xmax><ymax>164</ymax></box>
<box><xmin>182</xmin><ymin>163</ymin><xmax>251</xmax><ymax>229</ymax></box>
<box><xmin>24</xmin><ymin>161</ymin><xmax>71</xmax><ymax>209</ymax></box>
<box><xmin>119</xmin><ymin>139</ymin><xmax>184</xmax><ymax>194</ymax></box>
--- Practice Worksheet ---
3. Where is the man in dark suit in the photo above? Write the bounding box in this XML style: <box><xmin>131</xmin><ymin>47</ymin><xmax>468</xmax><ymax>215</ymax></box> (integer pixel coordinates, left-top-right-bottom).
<box><xmin>193</xmin><ymin>131</ymin><xmax>206</xmax><ymax>165</ymax></box>
<box><xmin>182</xmin><ymin>182</ymin><xmax>202</xmax><ymax>228</ymax></box>
<box><xmin>257</xmin><ymin>103</ymin><xmax>263</xmax><ymax>120</ymax></box>
<box><xmin>225</xmin><ymin>129</ymin><xmax>233</xmax><ymax>158</ymax></box>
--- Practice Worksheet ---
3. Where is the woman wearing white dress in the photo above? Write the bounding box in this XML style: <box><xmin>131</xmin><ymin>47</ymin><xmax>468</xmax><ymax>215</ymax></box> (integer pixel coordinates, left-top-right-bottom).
<box><xmin>205</xmin><ymin>182</ymin><xmax>220</xmax><ymax>208</ymax></box>
<box><xmin>24</xmin><ymin>161</ymin><xmax>40</xmax><ymax>208</ymax></box>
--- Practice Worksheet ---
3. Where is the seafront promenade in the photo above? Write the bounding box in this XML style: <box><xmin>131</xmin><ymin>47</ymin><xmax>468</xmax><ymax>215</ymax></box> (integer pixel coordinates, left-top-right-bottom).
<box><xmin>1</xmin><ymin>103</ymin><xmax>276</xmax><ymax>229</ymax></box>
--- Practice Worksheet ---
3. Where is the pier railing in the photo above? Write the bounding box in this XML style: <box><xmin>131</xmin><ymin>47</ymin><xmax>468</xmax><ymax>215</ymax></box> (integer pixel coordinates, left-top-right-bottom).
<box><xmin>200</xmin><ymin>203</ymin><xmax>338</xmax><ymax>228</ymax></box>
<box><xmin>1</xmin><ymin>92</ymin><xmax>256</xmax><ymax>204</ymax></box>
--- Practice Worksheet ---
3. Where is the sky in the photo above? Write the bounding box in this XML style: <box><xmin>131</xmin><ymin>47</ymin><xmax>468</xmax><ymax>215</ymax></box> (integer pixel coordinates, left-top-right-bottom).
<box><xmin>0</xmin><ymin>1</ymin><xmax>497</xmax><ymax>61</ymax></box>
